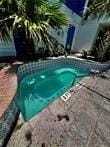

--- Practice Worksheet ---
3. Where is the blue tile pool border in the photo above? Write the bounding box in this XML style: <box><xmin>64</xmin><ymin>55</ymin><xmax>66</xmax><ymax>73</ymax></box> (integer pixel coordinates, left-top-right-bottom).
<box><xmin>17</xmin><ymin>58</ymin><xmax>110</xmax><ymax>83</ymax></box>
<box><xmin>16</xmin><ymin>57</ymin><xmax>109</xmax><ymax>120</ymax></box>
<box><xmin>16</xmin><ymin>57</ymin><xmax>110</xmax><ymax>120</ymax></box>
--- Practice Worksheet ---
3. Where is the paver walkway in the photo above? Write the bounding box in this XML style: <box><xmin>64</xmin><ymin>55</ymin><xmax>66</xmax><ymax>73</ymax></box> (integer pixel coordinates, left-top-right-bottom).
<box><xmin>7</xmin><ymin>74</ymin><xmax>110</xmax><ymax>147</ymax></box>
<box><xmin>0</xmin><ymin>62</ymin><xmax>23</xmax><ymax>117</ymax></box>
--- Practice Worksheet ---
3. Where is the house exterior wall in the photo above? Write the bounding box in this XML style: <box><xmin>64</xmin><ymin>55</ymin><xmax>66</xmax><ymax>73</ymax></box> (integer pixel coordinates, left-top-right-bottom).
<box><xmin>73</xmin><ymin>17</ymin><xmax>110</xmax><ymax>53</ymax></box>
<box><xmin>73</xmin><ymin>20</ymin><xmax>99</xmax><ymax>52</ymax></box>
<box><xmin>58</xmin><ymin>0</ymin><xmax>99</xmax><ymax>53</ymax></box>
<box><xmin>49</xmin><ymin>4</ymin><xmax>81</xmax><ymax>50</ymax></box>
<box><xmin>52</xmin><ymin>0</ymin><xmax>110</xmax><ymax>53</ymax></box>
<box><xmin>50</xmin><ymin>0</ymin><xmax>96</xmax><ymax>53</ymax></box>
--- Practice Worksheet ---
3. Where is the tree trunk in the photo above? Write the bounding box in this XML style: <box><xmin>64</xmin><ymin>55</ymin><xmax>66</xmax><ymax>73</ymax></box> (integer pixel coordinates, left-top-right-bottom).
<box><xmin>14</xmin><ymin>28</ymin><xmax>36</xmax><ymax>60</ymax></box>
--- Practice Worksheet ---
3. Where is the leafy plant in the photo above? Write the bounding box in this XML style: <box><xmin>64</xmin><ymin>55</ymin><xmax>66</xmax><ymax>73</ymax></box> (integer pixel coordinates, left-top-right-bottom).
<box><xmin>0</xmin><ymin>0</ymin><xmax>69</xmax><ymax>58</ymax></box>
<box><xmin>90</xmin><ymin>26</ymin><xmax>110</xmax><ymax>62</ymax></box>
<box><xmin>81</xmin><ymin>50</ymin><xmax>88</xmax><ymax>59</ymax></box>
<box><xmin>83</xmin><ymin>0</ymin><xmax>110</xmax><ymax>20</ymax></box>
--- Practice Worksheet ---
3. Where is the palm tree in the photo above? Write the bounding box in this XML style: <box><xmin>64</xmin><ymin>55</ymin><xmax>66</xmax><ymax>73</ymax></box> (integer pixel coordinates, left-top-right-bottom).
<box><xmin>84</xmin><ymin>0</ymin><xmax>110</xmax><ymax>20</ymax></box>
<box><xmin>83</xmin><ymin>0</ymin><xmax>110</xmax><ymax>62</ymax></box>
<box><xmin>0</xmin><ymin>0</ymin><xmax>69</xmax><ymax>58</ymax></box>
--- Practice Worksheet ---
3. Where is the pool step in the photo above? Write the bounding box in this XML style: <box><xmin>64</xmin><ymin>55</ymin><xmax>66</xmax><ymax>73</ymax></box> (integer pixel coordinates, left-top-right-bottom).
<box><xmin>61</xmin><ymin>92</ymin><xmax>71</xmax><ymax>101</ymax></box>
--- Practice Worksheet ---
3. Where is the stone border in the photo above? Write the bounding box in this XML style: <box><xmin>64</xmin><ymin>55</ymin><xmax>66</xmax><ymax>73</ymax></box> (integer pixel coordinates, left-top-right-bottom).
<box><xmin>0</xmin><ymin>97</ymin><xmax>20</xmax><ymax>147</ymax></box>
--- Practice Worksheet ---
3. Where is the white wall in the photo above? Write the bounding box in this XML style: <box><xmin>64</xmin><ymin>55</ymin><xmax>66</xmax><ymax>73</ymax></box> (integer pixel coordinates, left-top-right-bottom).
<box><xmin>73</xmin><ymin>20</ymin><xmax>99</xmax><ymax>52</ymax></box>
<box><xmin>73</xmin><ymin>17</ymin><xmax>110</xmax><ymax>53</ymax></box>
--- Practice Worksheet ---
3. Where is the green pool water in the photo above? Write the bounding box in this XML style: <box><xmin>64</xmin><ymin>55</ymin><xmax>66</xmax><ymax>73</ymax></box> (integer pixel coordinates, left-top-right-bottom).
<box><xmin>17</xmin><ymin>67</ymin><xmax>88</xmax><ymax>121</ymax></box>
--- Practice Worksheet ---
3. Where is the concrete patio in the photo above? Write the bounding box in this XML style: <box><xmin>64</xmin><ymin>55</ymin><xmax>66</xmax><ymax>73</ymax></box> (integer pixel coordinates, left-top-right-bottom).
<box><xmin>7</xmin><ymin>71</ymin><xmax>110</xmax><ymax>147</ymax></box>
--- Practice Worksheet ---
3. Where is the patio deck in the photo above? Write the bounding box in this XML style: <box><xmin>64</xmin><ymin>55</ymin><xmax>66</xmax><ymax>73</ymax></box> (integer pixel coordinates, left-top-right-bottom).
<box><xmin>7</xmin><ymin>71</ymin><xmax>110</xmax><ymax>147</ymax></box>
<box><xmin>0</xmin><ymin>62</ymin><xmax>22</xmax><ymax>118</ymax></box>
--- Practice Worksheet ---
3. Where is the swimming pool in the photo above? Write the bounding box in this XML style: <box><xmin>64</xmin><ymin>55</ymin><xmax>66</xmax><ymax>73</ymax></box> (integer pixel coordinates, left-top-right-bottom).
<box><xmin>17</xmin><ymin>67</ymin><xmax>87</xmax><ymax>121</ymax></box>
<box><xmin>16</xmin><ymin>58</ymin><xmax>109</xmax><ymax>121</ymax></box>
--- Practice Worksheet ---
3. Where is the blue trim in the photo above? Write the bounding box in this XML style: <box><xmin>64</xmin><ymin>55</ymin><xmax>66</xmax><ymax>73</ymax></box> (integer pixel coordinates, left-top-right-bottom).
<box><xmin>65</xmin><ymin>26</ymin><xmax>75</xmax><ymax>51</ymax></box>
<box><xmin>62</xmin><ymin>0</ymin><xmax>87</xmax><ymax>16</ymax></box>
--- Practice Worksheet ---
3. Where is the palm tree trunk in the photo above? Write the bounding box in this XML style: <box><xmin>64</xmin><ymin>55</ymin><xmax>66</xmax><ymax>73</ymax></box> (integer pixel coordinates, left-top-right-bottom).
<box><xmin>14</xmin><ymin>28</ymin><xmax>36</xmax><ymax>60</ymax></box>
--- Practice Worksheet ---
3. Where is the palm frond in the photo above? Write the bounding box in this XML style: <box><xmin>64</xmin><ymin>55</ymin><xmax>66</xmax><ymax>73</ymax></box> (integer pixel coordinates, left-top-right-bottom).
<box><xmin>0</xmin><ymin>23</ymin><xmax>11</xmax><ymax>42</ymax></box>
<box><xmin>83</xmin><ymin>0</ymin><xmax>110</xmax><ymax>20</ymax></box>
<box><xmin>0</xmin><ymin>0</ymin><xmax>69</xmax><ymax>55</ymax></box>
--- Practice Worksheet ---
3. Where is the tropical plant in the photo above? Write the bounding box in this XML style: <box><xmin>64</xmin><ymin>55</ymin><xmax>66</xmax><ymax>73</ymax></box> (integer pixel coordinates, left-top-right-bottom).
<box><xmin>90</xmin><ymin>26</ymin><xmax>110</xmax><ymax>62</ymax></box>
<box><xmin>83</xmin><ymin>0</ymin><xmax>110</xmax><ymax>62</ymax></box>
<box><xmin>0</xmin><ymin>0</ymin><xmax>69</xmax><ymax>58</ymax></box>
<box><xmin>84</xmin><ymin>0</ymin><xmax>110</xmax><ymax>20</ymax></box>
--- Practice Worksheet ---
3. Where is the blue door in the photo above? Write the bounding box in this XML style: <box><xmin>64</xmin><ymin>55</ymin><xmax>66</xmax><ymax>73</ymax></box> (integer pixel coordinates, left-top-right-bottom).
<box><xmin>65</xmin><ymin>26</ymin><xmax>75</xmax><ymax>52</ymax></box>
